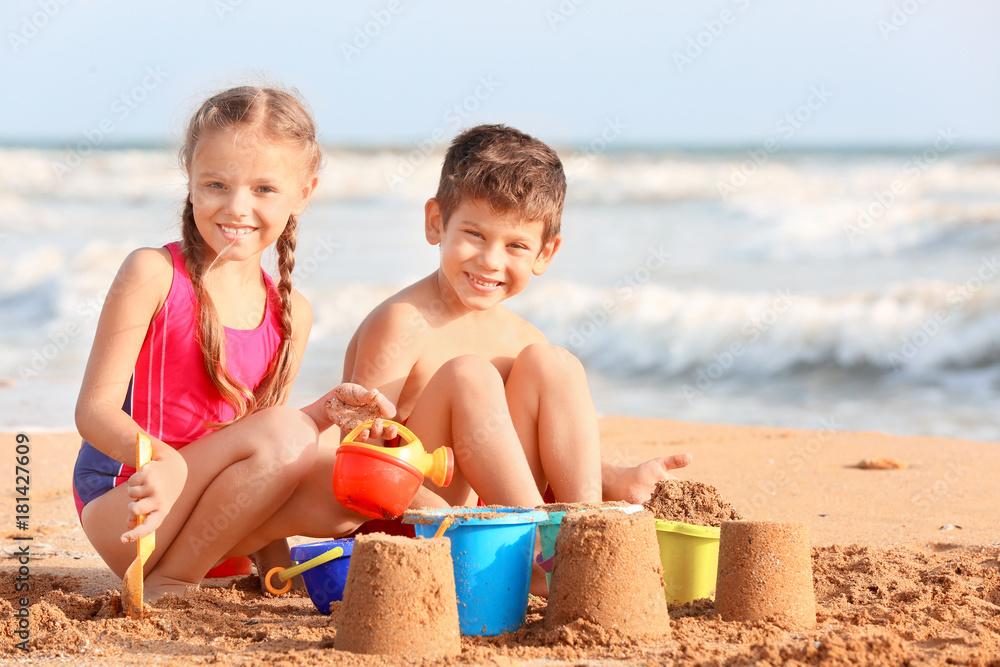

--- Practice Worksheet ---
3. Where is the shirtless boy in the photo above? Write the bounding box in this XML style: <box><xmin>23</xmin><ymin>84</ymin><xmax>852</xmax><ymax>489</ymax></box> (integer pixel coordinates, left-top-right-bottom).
<box><xmin>343</xmin><ymin>124</ymin><xmax>691</xmax><ymax>510</ymax></box>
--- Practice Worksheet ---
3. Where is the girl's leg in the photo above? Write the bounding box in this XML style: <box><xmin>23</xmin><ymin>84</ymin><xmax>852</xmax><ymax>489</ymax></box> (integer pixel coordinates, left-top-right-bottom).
<box><xmin>81</xmin><ymin>405</ymin><xmax>318</xmax><ymax>597</ymax></box>
<box><xmin>505</xmin><ymin>344</ymin><xmax>603</xmax><ymax>503</ymax></box>
<box><xmin>404</xmin><ymin>355</ymin><xmax>544</xmax><ymax>508</ymax></box>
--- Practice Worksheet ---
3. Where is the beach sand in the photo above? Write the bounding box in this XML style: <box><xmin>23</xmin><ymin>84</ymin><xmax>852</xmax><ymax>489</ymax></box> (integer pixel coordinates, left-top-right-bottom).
<box><xmin>2</xmin><ymin>419</ymin><xmax>998</xmax><ymax>665</ymax></box>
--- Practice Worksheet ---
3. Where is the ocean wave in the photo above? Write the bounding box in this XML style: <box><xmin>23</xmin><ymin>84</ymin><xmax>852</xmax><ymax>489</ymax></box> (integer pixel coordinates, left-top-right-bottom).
<box><xmin>510</xmin><ymin>280</ymin><xmax>1000</xmax><ymax>380</ymax></box>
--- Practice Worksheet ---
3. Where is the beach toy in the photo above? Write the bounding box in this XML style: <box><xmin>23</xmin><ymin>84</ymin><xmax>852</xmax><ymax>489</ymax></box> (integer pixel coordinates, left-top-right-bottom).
<box><xmin>654</xmin><ymin>519</ymin><xmax>721</xmax><ymax>604</ymax></box>
<box><xmin>265</xmin><ymin>544</ymin><xmax>344</xmax><ymax>593</ymax></box>
<box><xmin>537</xmin><ymin>503</ymin><xmax>644</xmax><ymax>586</ymax></box>
<box><xmin>121</xmin><ymin>433</ymin><xmax>155</xmax><ymax>619</ymax></box>
<box><xmin>715</xmin><ymin>520</ymin><xmax>816</xmax><ymax>628</ymax></box>
<box><xmin>404</xmin><ymin>507</ymin><xmax>547</xmax><ymax>636</ymax></box>
<box><xmin>262</xmin><ymin>540</ymin><xmax>353</xmax><ymax>614</ymax></box>
<box><xmin>333</xmin><ymin>420</ymin><xmax>454</xmax><ymax>519</ymax></box>
<box><xmin>544</xmin><ymin>510</ymin><xmax>670</xmax><ymax>639</ymax></box>
<box><xmin>335</xmin><ymin>534</ymin><xmax>460</xmax><ymax>657</ymax></box>
<box><xmin>204</xmin><ymin>556</ymin><xmax>253</xmax><ymax>578</ymax></box>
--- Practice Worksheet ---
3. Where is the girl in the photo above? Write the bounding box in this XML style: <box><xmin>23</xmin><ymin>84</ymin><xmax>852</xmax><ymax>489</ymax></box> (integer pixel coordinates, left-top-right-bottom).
<box><xmin>73</xmin><ymin>86</ymin><xmax>394</xmax><ymax>601</ymax></box>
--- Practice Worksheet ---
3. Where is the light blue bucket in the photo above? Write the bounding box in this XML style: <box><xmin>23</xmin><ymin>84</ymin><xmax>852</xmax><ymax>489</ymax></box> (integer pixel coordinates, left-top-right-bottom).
<box><xmin>404</xmin><ymin>507</ymin><xmax>547</xmax><ymax>636</ymax></box>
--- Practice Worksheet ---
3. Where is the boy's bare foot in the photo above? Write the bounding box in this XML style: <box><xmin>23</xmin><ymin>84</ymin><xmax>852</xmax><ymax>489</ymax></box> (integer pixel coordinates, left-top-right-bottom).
<box><xmin>603</xmin><ymin>454</ymin><xmax>693</xmax><ymax>504</ymax></box>
<box><xmin>143</xmin><ymin>573</ymin><xmax>198</xmax><ymax>603</ymax></box>
<box><xmin>250</xmin><ymin>539</ymin><xmax>303</xmax><ymax>593</ymax></box>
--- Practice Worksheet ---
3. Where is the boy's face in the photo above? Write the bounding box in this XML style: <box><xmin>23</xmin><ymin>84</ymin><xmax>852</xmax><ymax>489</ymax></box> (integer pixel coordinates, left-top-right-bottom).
<box><xmin>425</xmin><ymin>198</ymin><xmax>560</xmax><ymax>311</ymax></box>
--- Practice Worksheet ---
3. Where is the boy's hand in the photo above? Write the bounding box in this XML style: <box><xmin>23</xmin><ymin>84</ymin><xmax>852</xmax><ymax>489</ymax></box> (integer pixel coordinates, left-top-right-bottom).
<box><xmin>324</xmin><ymin>383</ymin><xmax>398</xmax><ymax>442</ymax></box>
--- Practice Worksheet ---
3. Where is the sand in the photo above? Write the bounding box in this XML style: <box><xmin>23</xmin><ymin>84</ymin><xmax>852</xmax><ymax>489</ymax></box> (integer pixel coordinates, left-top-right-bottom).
<box><xmin>544</xmin><ymin>510</ymin><xmax>670</xmax><ymax>639</ymax></box>
<box><xmin>643</xmin><ymin>479</ymin><xmax>743</xmax><ymax>527</ymax></box>
<box><xmin>2</xmin><ymin>419</ymin><xmax>999</xmax><ymax>665</ymax></box>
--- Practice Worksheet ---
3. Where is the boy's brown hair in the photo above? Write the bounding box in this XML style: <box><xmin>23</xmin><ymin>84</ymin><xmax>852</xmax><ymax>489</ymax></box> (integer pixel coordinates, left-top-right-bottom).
<box><xmin>435</xmin><ymin>124</ymin><xmax>565</xmax><ymax>243</ymax></box>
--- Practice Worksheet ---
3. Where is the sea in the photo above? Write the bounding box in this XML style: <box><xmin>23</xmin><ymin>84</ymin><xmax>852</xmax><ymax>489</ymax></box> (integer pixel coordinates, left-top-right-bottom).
<box><xmin>2</xmin><ymin>144</ymin><xmax>998</xmax><ymax>442</ymax></box>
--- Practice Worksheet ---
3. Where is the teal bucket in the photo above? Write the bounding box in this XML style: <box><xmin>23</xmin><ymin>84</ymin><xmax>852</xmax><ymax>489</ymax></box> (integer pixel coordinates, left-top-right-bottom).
<box><xmin>537</xmin><ymin>504</ymin><xmax>644</xmax><ymax>586</ymax></box>
<box><xmin>404</xmin><ymin>507</ymin><xmax>547</xmax><ymax>636</ymax></box>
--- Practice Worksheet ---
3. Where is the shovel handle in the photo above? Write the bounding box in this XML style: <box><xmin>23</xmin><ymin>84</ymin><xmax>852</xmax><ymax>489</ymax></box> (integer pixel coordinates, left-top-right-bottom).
<box><xmin>264</xmin><ymin>546</ymin><xmax>344</xmax><ymax>595</ymax></box>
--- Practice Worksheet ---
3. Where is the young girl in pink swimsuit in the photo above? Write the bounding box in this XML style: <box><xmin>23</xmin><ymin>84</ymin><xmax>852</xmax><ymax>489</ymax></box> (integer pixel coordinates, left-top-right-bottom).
<box><xmin>73</xmin><ymin>86</ymin><xmax>395</xmax><ymax>601</ymax></box>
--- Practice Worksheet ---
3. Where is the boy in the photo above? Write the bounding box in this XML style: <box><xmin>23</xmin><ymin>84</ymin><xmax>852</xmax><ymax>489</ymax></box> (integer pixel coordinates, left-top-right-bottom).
<box><xmin>343</xmin><ymin>124</ymin><xmax>691</xmax><ymax>511</ymax></box>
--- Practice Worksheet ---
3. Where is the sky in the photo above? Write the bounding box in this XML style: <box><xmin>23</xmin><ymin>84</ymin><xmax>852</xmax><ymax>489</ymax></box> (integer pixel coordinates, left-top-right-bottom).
<box><xmin>1</xmin><ymin>0</ymin><xmax>998</xmax><ymax>149</ymax></box>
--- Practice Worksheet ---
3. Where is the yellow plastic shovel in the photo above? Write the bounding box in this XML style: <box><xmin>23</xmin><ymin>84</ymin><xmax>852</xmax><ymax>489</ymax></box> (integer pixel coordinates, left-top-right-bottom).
<box><xmin>121</xmin><ymin>433</ymin><xmax>155</xmax><ymax>619</ymax></box>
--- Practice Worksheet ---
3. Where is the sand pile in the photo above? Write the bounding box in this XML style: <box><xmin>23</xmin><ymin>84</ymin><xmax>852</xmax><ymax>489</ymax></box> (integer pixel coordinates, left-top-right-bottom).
<box><xmin>643</xmin><ymin>479</ymin><xmax>743</xmax><ymax>526</ymax></box>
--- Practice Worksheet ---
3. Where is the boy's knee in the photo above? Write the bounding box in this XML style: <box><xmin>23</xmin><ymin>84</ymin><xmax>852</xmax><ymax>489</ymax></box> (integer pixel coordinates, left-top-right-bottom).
<box><xmin>438</xmin><ymin>354</ymin><xmax>503</xmax><ymax>387</ymax></box>
<box><xmin>516</xmin><ymin>343</ymin><xmax>585</xmax><ymax>377</ymax></box>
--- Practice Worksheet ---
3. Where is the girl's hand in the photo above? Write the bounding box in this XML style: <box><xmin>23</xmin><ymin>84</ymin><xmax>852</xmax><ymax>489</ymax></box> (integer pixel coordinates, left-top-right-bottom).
<box><xmin>324</xmin><ymin>383</ymin><xmax>398</xmax><ymax>442</ymax></box>
<box><xmin>120</xmin><ymin>445</ymin><xmax>187</xmax><ymax>543</ymax></box>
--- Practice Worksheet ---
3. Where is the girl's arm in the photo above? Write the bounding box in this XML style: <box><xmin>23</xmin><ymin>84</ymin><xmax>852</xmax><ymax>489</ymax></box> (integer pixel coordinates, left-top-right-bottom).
<box><xmin>75</xmin><ymin>248</ymin><xmax>174</xmax><ymax>462</ymax></box>
<box><xmin>75</xmin><ymin>248</ymin><xmax>184</xmax><ymax>539</ymax></box>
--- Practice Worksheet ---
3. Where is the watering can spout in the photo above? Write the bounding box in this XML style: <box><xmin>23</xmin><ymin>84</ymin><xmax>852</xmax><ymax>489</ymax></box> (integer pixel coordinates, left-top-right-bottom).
<box><xmin>341</xmin><ymin>420</ymin><xmax>454</xmax><ymax>487</ymax></box>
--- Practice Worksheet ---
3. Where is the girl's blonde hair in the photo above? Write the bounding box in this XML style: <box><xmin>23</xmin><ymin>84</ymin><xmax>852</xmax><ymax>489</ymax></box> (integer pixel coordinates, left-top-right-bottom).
<box><xmin>179</xmin><ymin>86</ymin><xmax>321</xmax><ymax>426</ymax></box>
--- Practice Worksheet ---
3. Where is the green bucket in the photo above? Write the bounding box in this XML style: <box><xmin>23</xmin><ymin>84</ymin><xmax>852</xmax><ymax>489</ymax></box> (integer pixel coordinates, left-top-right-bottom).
<box><xmin>654</xmin><ymin>519</ymin><xmax>721</xmax><ymax>604</ymax></box>
<box><xmin>537</xmin><ymin>504</ymin><xmax>644</xmax><ymax>587</ymax></box>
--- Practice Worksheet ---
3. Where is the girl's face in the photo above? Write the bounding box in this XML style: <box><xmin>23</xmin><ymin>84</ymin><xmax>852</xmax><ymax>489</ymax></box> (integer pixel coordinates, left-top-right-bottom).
<box><xmin>188</xmin><ymin>129</ymin><xmax>316</xmax><ymax>263</ymax></box>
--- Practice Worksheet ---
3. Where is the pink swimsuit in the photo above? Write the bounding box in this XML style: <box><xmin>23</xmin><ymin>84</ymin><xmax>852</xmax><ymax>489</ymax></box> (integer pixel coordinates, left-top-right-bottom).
<box><xmin>73</xmin><ymin>242</ymin><xmax>283</xmax><ymax>517</ymax></box>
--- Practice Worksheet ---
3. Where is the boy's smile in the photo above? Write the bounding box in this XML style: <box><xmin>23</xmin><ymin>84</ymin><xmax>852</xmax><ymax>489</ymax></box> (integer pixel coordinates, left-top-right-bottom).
<box><xmin>425</xmin><ymin>198</ymin><xmax>560</xmax><ymax>312</ymax></box>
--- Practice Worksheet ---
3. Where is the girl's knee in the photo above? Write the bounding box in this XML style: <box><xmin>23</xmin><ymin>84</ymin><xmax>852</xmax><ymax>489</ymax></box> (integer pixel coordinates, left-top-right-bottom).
<box><xmin>250</xmin><ymin>405</ymin><xmax>319</xmax><ymax>473</ymax></box>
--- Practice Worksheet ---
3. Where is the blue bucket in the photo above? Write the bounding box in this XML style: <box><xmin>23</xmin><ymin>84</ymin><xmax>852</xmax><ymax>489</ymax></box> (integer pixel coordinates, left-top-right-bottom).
<box><xmin>288</xmin><ymin>539</ymin><xmax>354</xmax><ymax>615</ymax></box>
<box><xmin>404</xmin><ymin>507</ymin><xmax>547</xmax><ymax>636</ymax></box>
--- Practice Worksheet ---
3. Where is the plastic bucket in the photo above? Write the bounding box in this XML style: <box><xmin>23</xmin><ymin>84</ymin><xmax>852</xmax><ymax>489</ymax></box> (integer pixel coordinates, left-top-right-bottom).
<box><xmin>404</xmin><ymin>507</ymin><xmax>547</xmax><ymax>636</ymax></box>
<box><xmin>537</xmin><ymin>504</ymin><xmax>644</xmax><ymax>587</ymax></box>
<box><xmin>289</xmin><ymin>539</ymin><xmax>354</xmax><ymax>615</ymax></box>
<box><xmin>654</xmin><ymin>519</ymin><xmax>720</xmax><ymax>604</ymax></box>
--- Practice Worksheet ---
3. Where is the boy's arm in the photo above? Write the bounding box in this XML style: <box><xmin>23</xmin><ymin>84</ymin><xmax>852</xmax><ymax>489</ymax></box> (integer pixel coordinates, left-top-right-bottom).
<box><xmin>342</xmin><ymin>302</ymin><xmax>425</xmax><ymax>415</ymax></box>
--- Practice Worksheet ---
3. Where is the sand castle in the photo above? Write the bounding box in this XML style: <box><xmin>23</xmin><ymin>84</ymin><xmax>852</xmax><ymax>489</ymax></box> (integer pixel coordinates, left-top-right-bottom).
<box><xmin>544</xmin><ymin>509</ymin><xmax>671</xmax><ymax>639</ymax></box>
<box><xmin>714</xmin><ymin>520</ymin><xmax>817</xmax><ymax>628</ymax></box>
<box><xmin>333</xmin><ymin>533</ymin><xmax>460</xmax><ymax>657</ymax></box>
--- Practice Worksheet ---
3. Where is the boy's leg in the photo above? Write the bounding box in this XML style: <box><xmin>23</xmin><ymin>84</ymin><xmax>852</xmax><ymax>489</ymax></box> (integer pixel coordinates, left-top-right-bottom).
<box><xmin>404</xmin><ymin>355</ymin><xmax>545</xmax><ymax>508</ymax></box>
<box><xmin>505</xmin><ymin>344</ymin><xmax>603</xmax><ymax>503</ymax></box>
<box><xmin>506</xmin><ymin>344</ymin><xmax>693</xmax><ymax>504</ymax></box>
